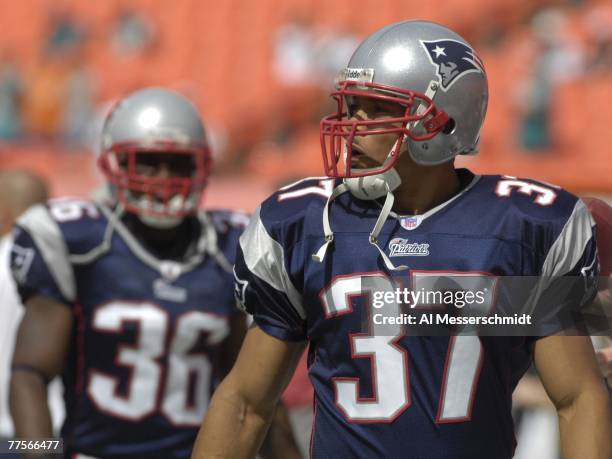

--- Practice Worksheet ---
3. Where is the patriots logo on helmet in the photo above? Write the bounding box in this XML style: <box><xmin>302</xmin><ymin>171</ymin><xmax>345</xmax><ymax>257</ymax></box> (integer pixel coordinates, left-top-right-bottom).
<box><xmin>420</xmin><ymin>39</ymin><xmax>485</xmax><ymax>91</ymax></box>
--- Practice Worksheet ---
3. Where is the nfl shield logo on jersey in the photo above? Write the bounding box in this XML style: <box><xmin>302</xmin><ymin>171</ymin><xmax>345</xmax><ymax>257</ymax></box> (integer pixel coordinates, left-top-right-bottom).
<box><xmin>399</xmin><ymin>216</ymin><xmax>422</xmax><ymax>230</ymax></box>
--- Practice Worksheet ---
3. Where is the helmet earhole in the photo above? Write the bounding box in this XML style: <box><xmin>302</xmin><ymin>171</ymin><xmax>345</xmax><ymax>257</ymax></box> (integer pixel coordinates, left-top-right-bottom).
<box><xmin>442</xmin><ymin>118</ymin><xmax>456</xmax><ymax>135</ymax></box>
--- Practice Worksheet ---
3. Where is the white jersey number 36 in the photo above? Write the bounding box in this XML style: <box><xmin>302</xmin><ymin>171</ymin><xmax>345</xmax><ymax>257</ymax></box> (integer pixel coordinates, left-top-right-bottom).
<box><xmin>87</xmin><ymin>302</ymin><xmax>229</xmax><ymax>425</ymax></box>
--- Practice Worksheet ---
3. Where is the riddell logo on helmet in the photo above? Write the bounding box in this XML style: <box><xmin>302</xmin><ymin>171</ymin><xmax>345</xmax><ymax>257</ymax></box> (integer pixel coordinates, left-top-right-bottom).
<box><xmin>346</xmin><ymin>69</ymin><xmax>363</xmax><ymax>79</ymax></box>
<box><xmin>340</xmin><ymin>68</ymin><xmax>375</xmax><ymax>83</ymax></box>
<box><xmin>420</xmin><ymin>39</ymin><xmax>485</xmax><ymax>91</ymax></box>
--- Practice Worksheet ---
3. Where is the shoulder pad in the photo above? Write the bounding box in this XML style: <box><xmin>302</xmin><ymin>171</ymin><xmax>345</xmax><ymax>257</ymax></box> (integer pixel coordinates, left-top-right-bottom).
<box><xmin>206</xmin><ymin>209</ymin><xmax>250</xmax><ymax>234</ymax></box>
<box><xmin>261</xmin><ymin>177</ymin><xmax>336</xmax><ymax>226</ymax></box>
<box><xmin>481</xmin><ymin>175</ymin><xmax>580</xmax><ymax>225</ymax></box>
<box><xmin>43</xmin><ymin>198</ymin><xmax>109</xmax><ymax>257</ymax></box>
<box><xmin>15</xmin><ymin>203</ymin><xmax>76</xmax><ymax>301</ymax></box>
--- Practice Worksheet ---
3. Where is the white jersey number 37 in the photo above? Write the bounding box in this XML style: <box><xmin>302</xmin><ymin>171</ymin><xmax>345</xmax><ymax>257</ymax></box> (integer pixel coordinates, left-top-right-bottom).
<box><xmin>320</xmin><ymin>272</ymin><xmax>495</xmax><ymax>423</ymax></box>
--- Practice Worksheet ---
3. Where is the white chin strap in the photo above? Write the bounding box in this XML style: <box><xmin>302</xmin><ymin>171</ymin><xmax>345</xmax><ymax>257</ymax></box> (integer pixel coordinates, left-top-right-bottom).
<box><xmin>312</xmin><ymin>167</ymin><xmax>408</xmax><ymax>272</ymax></box>
<box><xmin>343</xmin><ymin>167</ymin><xmax>402</xmax><ymax>200</ymax></box>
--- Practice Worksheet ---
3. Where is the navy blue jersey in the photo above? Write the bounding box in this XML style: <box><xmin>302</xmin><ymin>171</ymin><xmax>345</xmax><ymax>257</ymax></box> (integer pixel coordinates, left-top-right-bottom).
<box><xmin>10</xmin><ymin>198</ymin><xmax>248</xmax><ymax>459</ymax></box>
<box><xmin>234</xmin><ymin>170</ymin><xmax>599</xmax><ymax>459</ymax></box>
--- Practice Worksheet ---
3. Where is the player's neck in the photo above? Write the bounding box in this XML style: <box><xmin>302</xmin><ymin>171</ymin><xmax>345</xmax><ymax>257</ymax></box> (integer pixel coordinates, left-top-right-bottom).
<box><xmin>123</xmin><ymin>213</ymin><xmax>200</xmax><ymax>261</ymax></box>
<box><xmin>392</xmin><ymin>161</ymin><xmax>460</xmax><ymax>215</ymax></box>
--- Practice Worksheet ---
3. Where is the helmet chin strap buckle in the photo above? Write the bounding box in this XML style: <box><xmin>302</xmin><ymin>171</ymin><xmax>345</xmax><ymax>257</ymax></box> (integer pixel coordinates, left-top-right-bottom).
<box><xmin>423</xmin><ymin>111</ymin><xmax>450</xmax><ymax>133</ymax></box>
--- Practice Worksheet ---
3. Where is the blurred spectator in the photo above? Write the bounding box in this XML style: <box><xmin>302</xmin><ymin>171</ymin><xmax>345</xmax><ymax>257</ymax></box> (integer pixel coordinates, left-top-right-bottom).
<box><xmin>315</xmin><ymin>25</ymin><xmax>359</xmax><ymax>85</ymax></box>
<box><xmin>273</xmin><ymin>14</ymin><xmax>359</xmax><ymax>88</ymax></box>
<box><xmin>22</xmin><ymin>58</ymin><xmax>67</xmax><ymax>141</ymax></box>
<box><xmin>265</xmin><ymin>13</ymin><xmax>358</xmax><ymax>181</ymax></box>
<box><xmin>22</xmin><ymin>52</ymin><xmax>94</xmax><ymax>147</ymax></box>
<box><xmin>0</xmin><ymin>171</ymin><xmax>65</xmax><ymax>440</ymax></box>
<box><xmin>23</xmin><ymin>11</ymin><xmax>94</xmax><ymax>148</ymax></box>
<box><xmin>110</xmin><ymin>8</ymin><xmax>157</xmax><ymax>57</ymax></box>
<box><xmin>516</xmin><ymin>8</ymin><xmax>585</xmax><ymax>151</ymax></box>
<box><xmin>583</xmin><ymin>4</ymin><xmax>612</xmax><ymax>72</ymax></box>
<box><xmin>273</xmin><ymin>11</ymin><xmax>318</xmax><ymax>87</ymax></box>
<box><xmin>44</xmin><ymin>9</ymin><xmax>87</xmax><ymax>58</ymax></box>
<box><xmin>61</xmin><ymin>51</ymin><xmax>95</xmax><ymax>148</ymax></box>
<box><xmin>0</xmin><ymin>51</ymin><xmax>23</xmax><ymax>141</ymax></box>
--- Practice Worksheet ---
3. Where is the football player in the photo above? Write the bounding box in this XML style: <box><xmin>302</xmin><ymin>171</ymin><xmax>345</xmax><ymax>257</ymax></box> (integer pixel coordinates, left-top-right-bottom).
<box><xmin>9</xmin><ymin>88</ymin><xmax>300</xmax><ymax>459</ymax></box>
<box><xmin>192</xmin><ymin>21</ymin><xmax>611</xmax><ymax>459</ymax></box>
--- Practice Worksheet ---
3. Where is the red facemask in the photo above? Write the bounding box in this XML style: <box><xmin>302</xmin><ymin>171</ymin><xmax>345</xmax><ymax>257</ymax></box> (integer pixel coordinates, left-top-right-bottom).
<box><xmin>98</xmin><ymin>141</ymin><xmax>212</xmax><ymax>218</ymax></box>
<box><xmin>320</xmin><ymin>80</ymin><xmax>449</xmax><ymax>178</ymax></box>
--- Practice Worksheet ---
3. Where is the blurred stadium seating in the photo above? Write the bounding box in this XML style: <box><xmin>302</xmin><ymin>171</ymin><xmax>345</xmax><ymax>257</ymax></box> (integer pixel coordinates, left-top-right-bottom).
<box><xmin>0</xmin><ymin>0</ymin><xmax>610</xmax><ymax>208</ymax></box>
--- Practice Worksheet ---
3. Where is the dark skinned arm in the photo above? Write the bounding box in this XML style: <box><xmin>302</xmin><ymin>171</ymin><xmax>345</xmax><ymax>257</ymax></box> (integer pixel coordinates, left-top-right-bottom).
<box><xmin>10</xmin><ymin>295</ymin><xmax>72</xmax><ymax>457</ymax></box>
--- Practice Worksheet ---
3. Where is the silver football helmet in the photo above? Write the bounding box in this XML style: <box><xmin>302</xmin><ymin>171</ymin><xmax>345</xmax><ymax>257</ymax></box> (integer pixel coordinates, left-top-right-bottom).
<box><xmin>314</xmin><ymin>21</ymin><xmax>488</xmax><ymax>270</ymax></box>
<box><xmin>98</xmin><ymin>87</ymin><xmax>211</xmax><ymax>228</ymax></box>
<box><xmin>320</xmin><ymin>20</ymin><xmax>488</xmax><ymax>178</ymax></box>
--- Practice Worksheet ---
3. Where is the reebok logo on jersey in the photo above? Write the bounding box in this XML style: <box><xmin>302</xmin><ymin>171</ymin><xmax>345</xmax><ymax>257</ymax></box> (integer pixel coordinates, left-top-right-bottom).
<box><xmin>388</xmin><ymin>238</ymin><xmax>429</xmax><ymax>257</ymax></box>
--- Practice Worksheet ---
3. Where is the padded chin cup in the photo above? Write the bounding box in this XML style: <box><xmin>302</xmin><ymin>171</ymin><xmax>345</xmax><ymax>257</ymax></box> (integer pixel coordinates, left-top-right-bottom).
<box><xmin>343</xmin><ymin>168</ymin><xmax>402</xmax><ymax>201</ymax></box>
